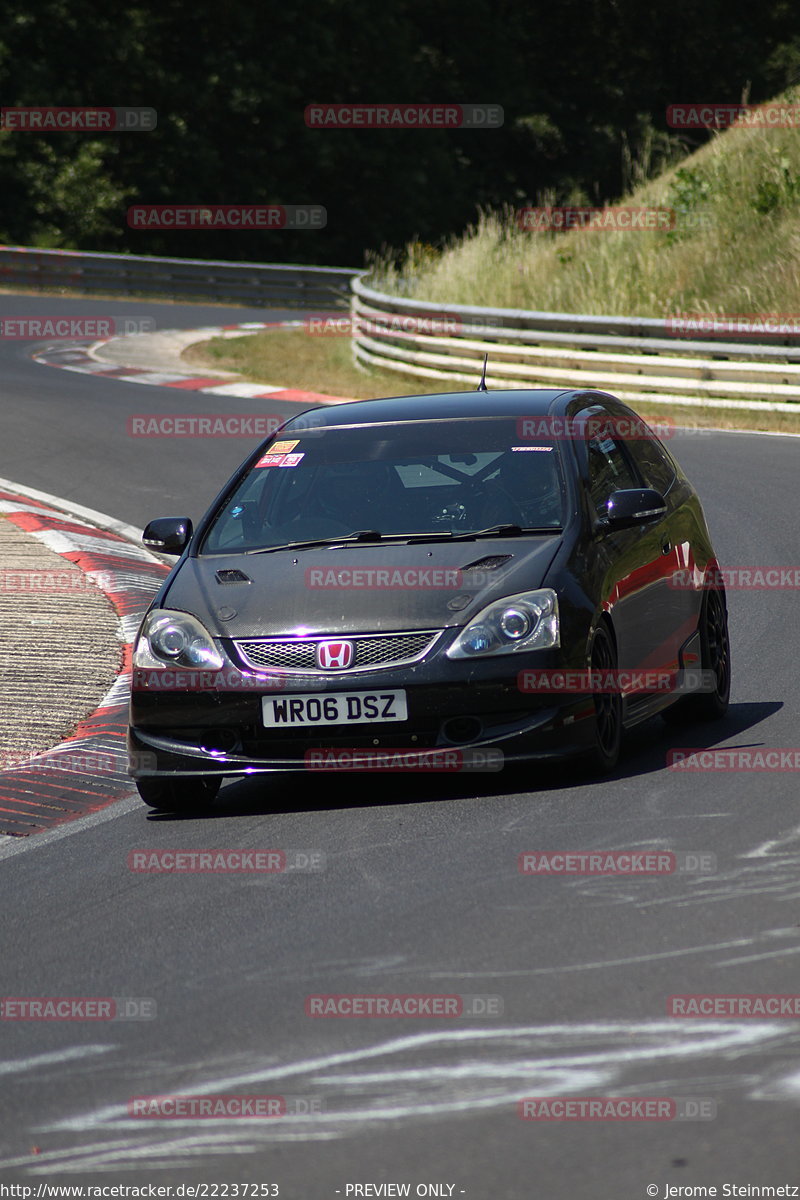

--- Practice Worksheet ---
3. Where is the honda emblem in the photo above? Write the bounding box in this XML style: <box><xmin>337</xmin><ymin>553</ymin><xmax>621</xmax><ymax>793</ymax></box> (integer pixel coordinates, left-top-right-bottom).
<box><xmin>316</xmin><ymin>640</ymin><xmax>354</xmax><ymax>670</ymax></box>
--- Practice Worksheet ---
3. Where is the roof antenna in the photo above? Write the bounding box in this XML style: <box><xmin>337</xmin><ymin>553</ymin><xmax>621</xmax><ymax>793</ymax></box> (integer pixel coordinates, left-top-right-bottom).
<box><xmin>477</xmin><ymin>353</ymin><xmax>489</xmax><ymax>391</ymax></box>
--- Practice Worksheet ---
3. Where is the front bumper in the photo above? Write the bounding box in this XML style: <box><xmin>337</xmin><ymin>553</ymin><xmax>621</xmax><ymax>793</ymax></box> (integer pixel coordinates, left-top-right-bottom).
<box><xmin>128</xmin><ymin>652</ymin><xmax>598</xmax><ymax>777</ymax></box>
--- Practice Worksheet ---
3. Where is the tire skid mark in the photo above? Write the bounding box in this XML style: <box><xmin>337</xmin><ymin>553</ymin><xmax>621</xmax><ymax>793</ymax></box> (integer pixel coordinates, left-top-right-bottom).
<box><xmin>0</xmin><ymin>1021</ymin><xmax>793</xmax><ymax>1173</ymax></box>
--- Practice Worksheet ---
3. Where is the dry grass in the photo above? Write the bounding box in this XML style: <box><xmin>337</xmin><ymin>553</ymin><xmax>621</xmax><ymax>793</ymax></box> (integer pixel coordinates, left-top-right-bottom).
<box><xmin>369</xmin><ymin>88</ymin><xmax>800</xmax><ymax>319</ymax></box>
<box><xmin>183</xmin><ymin>326</ymin><xmax>445</xmax><ymax>399</ymax></box>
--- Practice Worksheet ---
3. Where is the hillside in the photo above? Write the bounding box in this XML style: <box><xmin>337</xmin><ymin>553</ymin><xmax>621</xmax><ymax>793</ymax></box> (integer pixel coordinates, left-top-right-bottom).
<box><xmin>370</xmin><ymin>89</ymin><xmax>800</xmax><ymax>317</ymax></box>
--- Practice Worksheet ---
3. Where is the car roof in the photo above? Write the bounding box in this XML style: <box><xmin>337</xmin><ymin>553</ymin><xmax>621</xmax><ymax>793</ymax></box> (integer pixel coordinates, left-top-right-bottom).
<box><xmin>283</xmin><ymin>388</ymin><xmax>602</xmax><ymax>429</ymax></box>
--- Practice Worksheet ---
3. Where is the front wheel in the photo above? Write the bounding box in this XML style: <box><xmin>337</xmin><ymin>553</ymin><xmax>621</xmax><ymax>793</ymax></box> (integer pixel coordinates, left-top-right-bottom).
<box><xmin>585</xmin><ymin>623</ymin><xmax>623</xmax><ymax>773</ymax></box>
<box><xmin>662</xmin><ymin>588</ymin><xmax>731</xmax><ymax>725</ymax></box>
<box><xmin>135</xmin><ymin>775</ymin><xmax>222</xmax><ymax>812</ymax></box>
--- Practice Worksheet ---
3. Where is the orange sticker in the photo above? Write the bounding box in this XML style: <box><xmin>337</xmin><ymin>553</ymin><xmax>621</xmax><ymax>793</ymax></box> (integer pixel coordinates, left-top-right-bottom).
<box><xmin>270</xmin><ymin>439</ymin><xmax>299</xmax><ymax>454</ymax></box>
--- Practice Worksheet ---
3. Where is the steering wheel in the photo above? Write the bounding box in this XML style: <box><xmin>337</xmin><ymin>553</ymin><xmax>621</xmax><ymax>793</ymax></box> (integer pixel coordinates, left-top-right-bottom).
<box><xmin>458</xmin><ymin>478</ymin><xmax>528</xmax><ymax>527</ymax></box>
<box><xmin>277</xmin><ymin>515</ymin><xmax>353</xmax><ymax>540</ymax></box>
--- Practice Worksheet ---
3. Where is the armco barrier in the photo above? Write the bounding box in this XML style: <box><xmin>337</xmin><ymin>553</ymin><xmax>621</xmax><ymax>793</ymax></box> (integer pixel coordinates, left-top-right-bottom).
<box><xmin>5</xmin><ymin>243</ymin><xmax>799</xmax><ymax>411</ymax></box>
<box><xmin>0</xmin><ymin>245</ymin><xmax>362</xmax><ymax>308</ymax></box>
<box><xmin>350</xmin><ymin>275</ymin><xmax>800</xmax><ymax>412</ymax></box>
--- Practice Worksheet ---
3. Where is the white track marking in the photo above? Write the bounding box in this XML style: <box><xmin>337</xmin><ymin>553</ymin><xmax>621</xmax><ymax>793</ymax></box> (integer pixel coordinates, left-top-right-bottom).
<box><xmin>0</xmin><ymin>474</ymin><xmax>160</xmax><ymax>552</ymax></box>
<box><xmin>200</xmin><ymin>382</ymin><xmax>284</xmax><ymax>397</ymax></box>
<box><xmin>0</xmin><ymin>795</ymin><xmax>143</xmax><ymax>860</ymax></box>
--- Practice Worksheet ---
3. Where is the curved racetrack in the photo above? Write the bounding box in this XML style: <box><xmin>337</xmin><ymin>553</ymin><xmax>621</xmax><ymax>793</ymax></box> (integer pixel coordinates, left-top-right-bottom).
<box><xmin>1</xmin><ymin>294</ymin><xmax>799</xmax><ymax>1195</ymax></box>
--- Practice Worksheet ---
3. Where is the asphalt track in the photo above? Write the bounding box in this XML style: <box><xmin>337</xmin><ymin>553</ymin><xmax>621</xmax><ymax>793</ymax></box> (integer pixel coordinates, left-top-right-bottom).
<box><xmin>1</xmin><ymin>294</ymin><xmax>799</xmax><ymax>1196</ymax></box>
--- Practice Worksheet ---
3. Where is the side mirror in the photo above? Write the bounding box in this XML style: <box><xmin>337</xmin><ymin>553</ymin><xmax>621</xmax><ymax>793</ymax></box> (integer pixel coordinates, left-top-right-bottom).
<box><xmin>602</xmin><ymin>489</ymin><xmax>667</xmax><ymax>531</ymax></box>
<box><xmin>142</xmin><ymin>516</ymin><xmax>193</xmax><ymax>555</ymax></box>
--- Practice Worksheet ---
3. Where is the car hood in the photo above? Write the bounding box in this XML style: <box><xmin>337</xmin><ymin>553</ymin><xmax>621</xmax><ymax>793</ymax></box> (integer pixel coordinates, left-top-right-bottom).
<box><xmin>163</xmin><ymin>537</ymin><xmax>563</xmax><ymax>638</ymax></box>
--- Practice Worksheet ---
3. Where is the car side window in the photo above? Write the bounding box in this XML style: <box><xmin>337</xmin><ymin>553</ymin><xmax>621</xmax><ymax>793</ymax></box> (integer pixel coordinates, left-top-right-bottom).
<box><xmin>587</xmin><ymin>431</ymin><xmax>639</xmax><ymax>516</ymax></box>
<box><xmin>623</xmin><ymin>425</ymin><xmax>677</xmax><ymax>494</ymax></box>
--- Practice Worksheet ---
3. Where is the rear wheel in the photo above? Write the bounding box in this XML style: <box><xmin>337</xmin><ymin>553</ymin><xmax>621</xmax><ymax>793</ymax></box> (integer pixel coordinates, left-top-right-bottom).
<box><xmin>136</xmin><ymin>775</ymin><xmax>222</xmax><ymax>812</ymax></box>
<box><xmin>662</xmin><ymin>588</ymin><xmax>731</xmax><ymax>725</ymax></box>
<box><xmin>586</xmin><ymin>623</ymin><xmax>622</xmax><ymax>773</ymax></box>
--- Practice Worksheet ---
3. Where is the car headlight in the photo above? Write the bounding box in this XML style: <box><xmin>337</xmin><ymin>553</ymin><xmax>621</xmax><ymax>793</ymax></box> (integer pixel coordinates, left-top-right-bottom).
<box><xmin>447</xmin><ymin>589</ymin><xmax>559</xmax><ymax>658</ymax></box>
<box><xmin>133</xmin><ymin>609</ymin><xmax>224</xmax><ymax>670</ymax></box>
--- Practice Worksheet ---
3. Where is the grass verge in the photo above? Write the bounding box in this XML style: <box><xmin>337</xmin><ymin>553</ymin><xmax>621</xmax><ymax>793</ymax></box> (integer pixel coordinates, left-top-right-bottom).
<box><xmin>184</xmin><ymin>326</ymin><xmax>800</xmax><ymax>435</ymax></box>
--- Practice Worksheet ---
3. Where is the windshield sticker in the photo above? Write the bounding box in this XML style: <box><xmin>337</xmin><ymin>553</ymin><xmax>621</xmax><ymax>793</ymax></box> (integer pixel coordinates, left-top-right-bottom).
<box><xmin>255</xmin><ymin>452</ymin><xmax>288</xmax><ymax>467</ymax></box>
<box><xmin>278</xmin><ymin>452</ymin><xmax>304</xmax><ymax>467</ymax></box>
<box><xmin>270</xmin><ymin>439</ymin><xmax>300</xmax><ymax>454</ymax></box>
<box><xmin>511</xmin><ymin>445</ymin><xmax>554</xmax><ymax>452</ymax></box>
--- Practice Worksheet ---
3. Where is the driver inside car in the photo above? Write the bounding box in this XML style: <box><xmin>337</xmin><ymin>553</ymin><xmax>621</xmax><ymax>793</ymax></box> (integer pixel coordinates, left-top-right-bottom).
<box><xmin>477</xmin><ymin>448</ymin><xmax>563</xmax><ymax>528</ymax></box>
<box><xmin>301</xmin><ymin>460</ymin><xmax>412</xmax><ymax>533</ymax></box>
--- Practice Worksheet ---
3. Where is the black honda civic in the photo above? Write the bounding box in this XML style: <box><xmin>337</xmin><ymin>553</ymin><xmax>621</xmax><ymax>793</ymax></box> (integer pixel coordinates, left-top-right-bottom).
<box><xmin>128</xmin><ymin>387</ymin><xmax>731</xmax><ymax>810</ymax></box>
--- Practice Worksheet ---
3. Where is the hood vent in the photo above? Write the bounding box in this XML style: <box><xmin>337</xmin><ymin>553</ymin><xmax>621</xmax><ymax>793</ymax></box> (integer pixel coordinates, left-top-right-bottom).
<box><xmin>460</xmin><ymin>555</ymin><xmax>513</xmax><ymax>573</ymax></box>
<box><xmin>215</xmin><ymin>569</ymin><xmax>252</xmax><ymax>584</ymax></box>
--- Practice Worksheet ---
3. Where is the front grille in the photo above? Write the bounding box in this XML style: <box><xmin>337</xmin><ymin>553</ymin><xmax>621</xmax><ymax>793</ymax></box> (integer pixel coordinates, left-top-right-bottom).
<box><xmin>235</xmin><ymin>630</ymin><xmax>442</xmax><ymax>674</ymax></box>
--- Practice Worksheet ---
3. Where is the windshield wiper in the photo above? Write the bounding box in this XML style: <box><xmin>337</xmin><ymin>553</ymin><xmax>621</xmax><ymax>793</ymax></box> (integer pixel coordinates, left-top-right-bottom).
<box><xmin>245</xmin><ymin>524</ymin><xmax>562</xmax><ymax>554</ymax></box>
<box><xmin>245</xmin><ymin>529</ymin><xmax>396</xmax><ymax>555</ymax></box>
<box><xmin>407</xmin><ymin>524</ymin><xmax>562</xmax><ymax>544</ymax></box>
<box><xmin>462</xmin><ymin>524</ymin><xmax>563</xmax><ymax>540</ymax></box>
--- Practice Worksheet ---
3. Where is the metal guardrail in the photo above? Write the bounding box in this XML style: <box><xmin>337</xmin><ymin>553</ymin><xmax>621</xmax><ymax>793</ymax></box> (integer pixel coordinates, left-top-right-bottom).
<box><xmin>0</xmin><ymin>245</ymin><xmax>363</xmax><ymax>308</ymax></box>
<box><xmin>6</xmin><ymin>245</ymin><xmax>798</xmax><ymax>410</ymax></box>
<box><xmin>351</xmin><ymin>275</ymin><xmax>800</xmax><ymax>412</ymax></box>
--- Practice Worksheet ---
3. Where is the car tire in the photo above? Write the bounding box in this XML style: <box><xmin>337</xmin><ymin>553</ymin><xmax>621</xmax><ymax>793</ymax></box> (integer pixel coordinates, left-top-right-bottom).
<box><xmin>135</xmin><ymin>775</ymin><xmax>222</xmax><ymax>812</ymax></box>
<box><xmin>662</xmin><ymin>588</ymin><xmax>731</xmax><ymax>725</ymax></box>
<box><xmin>585</xmin><ymin>622</ymin><xmax>623</xmax><ymax>774</ymax></box>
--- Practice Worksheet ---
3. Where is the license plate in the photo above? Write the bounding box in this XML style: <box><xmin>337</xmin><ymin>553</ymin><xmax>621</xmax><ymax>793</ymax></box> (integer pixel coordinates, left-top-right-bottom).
<box><xmin>262</xmin><ymin>689</ymin><xmax>408</xmax><ymax>727</ymax></box>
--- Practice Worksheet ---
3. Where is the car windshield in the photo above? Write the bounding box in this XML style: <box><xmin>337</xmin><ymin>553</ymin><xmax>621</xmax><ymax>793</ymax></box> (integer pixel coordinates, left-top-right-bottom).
<box><xmin>201</xmin><ymin>417</ymin><xmax>568</xmax><ymax>554</ymax></box>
